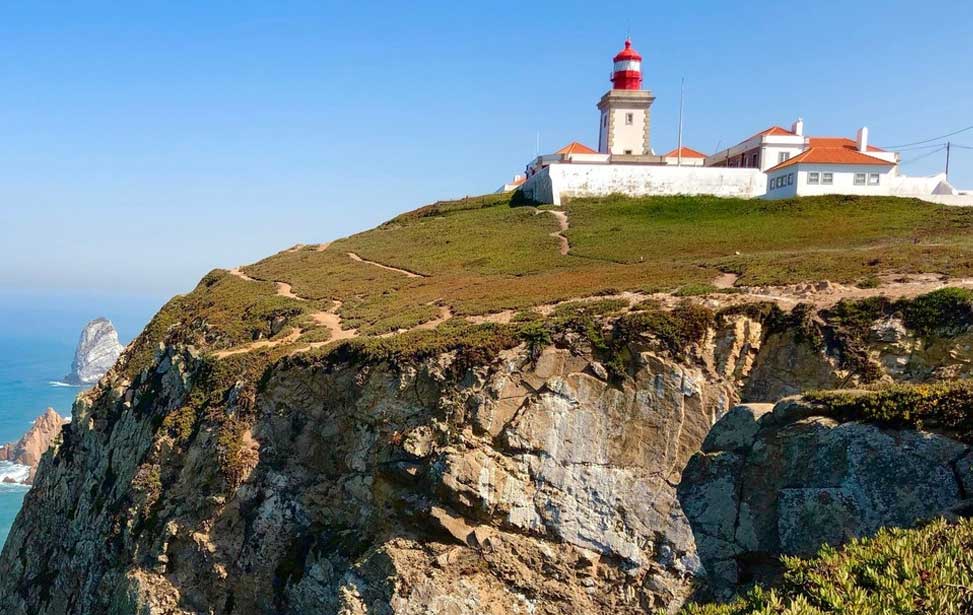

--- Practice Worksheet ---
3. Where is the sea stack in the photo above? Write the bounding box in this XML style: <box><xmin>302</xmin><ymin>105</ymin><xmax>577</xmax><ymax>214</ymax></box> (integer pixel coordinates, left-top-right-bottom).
<box><xmin>63</xmin><ymin>317</ymin><xmax>124</xmax><ymax>385</ymax></box>
<box><xmin>0</xmin><ymin>408</ymin><xmax>67</xmax><ymax>484</ymax></box>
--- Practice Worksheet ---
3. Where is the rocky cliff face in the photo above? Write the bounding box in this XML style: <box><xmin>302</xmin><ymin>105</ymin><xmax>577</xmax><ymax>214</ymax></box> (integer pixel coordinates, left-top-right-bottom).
<box><xmin>0</xmin><ymin>409</ymin><xmax>67</xmax><ymax>484</ymax></box>
<box><xmin>64</xmin><ymin>318</ymin><xmax>124</xmax><ymax>385</ymax></box>
<box><xmin>680</xmin><ymin>400</ymin><xmax>972</xmax><ymax>600</ymax></box>
<box><xmin>1</xmin><ymin>301</ymin><xmax>971</xmax><ymax>614</ymax></box>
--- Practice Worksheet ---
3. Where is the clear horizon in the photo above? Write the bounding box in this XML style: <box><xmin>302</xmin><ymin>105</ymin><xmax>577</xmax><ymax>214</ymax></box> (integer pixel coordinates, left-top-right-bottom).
<box><xmin>1</xmin><ymin>1</ymin><xmax>971</xmax><ymax>298</ymax></box>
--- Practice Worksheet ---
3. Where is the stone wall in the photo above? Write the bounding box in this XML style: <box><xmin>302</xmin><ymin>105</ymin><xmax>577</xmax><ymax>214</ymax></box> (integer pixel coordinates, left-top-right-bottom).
<box><xmin>521</xmin><ymin>164</ymin><xmax>767</xmax><ymax>205</ymax></box>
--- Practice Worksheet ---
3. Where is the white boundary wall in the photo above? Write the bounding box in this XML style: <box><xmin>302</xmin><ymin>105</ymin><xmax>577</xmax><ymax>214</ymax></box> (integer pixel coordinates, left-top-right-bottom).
<box><xmin>522</xmin><ymin>164</ymin><xmax>766</xmax><ymax>205</ymax></box>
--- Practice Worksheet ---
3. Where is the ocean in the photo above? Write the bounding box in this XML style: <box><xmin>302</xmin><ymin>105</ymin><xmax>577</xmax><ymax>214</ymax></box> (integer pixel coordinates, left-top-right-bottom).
<box><xmin>0</xmin><ymin>289</ymin><xmax>163</xmax><ymax>547</ymax></box>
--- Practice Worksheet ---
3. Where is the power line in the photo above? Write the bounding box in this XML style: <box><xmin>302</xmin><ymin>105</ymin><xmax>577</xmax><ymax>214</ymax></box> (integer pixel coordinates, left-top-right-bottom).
<box><xmin>952</xmin><ymin>143</ymin><xmax>973</xmax><ymax>150</ymax></box>
<box><xmin>894</xmin><ymin>142</ymin><xmax>953</xmax><ymax>153</ymax></box>
<box><xmin>879</xmin><ymin>125</ymin><xmax>973</xmax><ymax>149</ymax></box>
<box><xmin>900</xmin><ymin>145</ymin><xmax>947</xmax><ymax>165</ymax></box>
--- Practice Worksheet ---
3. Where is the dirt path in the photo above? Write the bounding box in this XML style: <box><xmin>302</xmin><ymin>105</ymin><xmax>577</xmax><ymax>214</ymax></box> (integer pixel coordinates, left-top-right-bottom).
<box><xmin>546</xmin><ymin>210</ymin><xmax>570</xmax><ymax>256</ymax></box>
<box><xmin>347</xmin><ymin>252</ymin><xmax>425</xmax><ymax>278</ymax></box>
<box><xmin>213</xmin><ymin>328</ymin><xmax>304</xmax><ymax>359</ymax></box>
<box><xmin>416</xmin><ymin>304</ymin><xmax>453</xmax><ymax>330</ymax></box>
<box><xmin>222</xmin><ymin>261</ymin><xmax>973</xmax><ymax>358</ymax></box>
<box><xmin>310</xmin><ymin>300</ymin><xmax>357</xmax><ymax>342</ymax></box>
<box><xmin>275</xmin><ymin>282</ymin><xmax>303</xmax><ymax>301</ymax></box>
<box><xmin>228</xmin><ymin>268</ymin><xmax>257</xmax><ymax>283</ymax></box>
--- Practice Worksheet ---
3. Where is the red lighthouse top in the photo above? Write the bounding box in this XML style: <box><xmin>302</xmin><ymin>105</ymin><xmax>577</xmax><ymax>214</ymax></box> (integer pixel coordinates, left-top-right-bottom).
<box><xmin>611</xmin><ymin>38</ymin><xmax>643</xmax><ymax>90</ymax></box>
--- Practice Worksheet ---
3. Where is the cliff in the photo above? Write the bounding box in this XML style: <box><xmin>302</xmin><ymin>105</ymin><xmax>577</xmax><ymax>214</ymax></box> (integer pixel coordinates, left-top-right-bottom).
<box><xmin>3</xmin><ymin>193</ymin><xmax>973</xmax><ymax>614</ymax></box>
<box><xmin>64</xmin><ymin>318</ymin><xmax>124</xmax><ymax>385</ymax></box>
<box><xmin>0</xmin><ymin>408</ymin><xmax>67</xmax><ymax>484</ymax></box>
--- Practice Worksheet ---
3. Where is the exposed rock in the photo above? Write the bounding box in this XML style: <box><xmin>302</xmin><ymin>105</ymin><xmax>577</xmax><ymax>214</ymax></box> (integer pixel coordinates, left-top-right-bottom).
<box><xmin>63</xmin><ymin>317</ymin><xmax>124</xmax><ymax>385</ymax></box>
<box><xmin>0</xmin><ymin>334</ymin><xmax>740</xmax><ymax>614</ymax></box>
<box><xmin>0</xmin><ymin>408</ymin><xmax>67</xmax><ymax>484</ymax></box>
<box><xmin>681</xmin><ymin>399</ymin><xmax>972</xmax><ymax>599</ymax></box>
<box><xmin>7</xmin><ymin>299</ymin><xmax>973</xmax><ymax>612</ymax></box>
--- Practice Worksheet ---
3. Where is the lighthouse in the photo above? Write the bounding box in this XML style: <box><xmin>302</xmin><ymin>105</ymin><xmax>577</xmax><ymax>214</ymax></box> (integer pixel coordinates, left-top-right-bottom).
<box><xmin>597</xmin><ymin>38</ymin><xmax>656</xmax><ymax>156</ymax></box>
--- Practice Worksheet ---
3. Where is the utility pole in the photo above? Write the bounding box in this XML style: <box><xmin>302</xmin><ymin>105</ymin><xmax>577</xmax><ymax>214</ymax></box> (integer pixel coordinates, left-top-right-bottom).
<box><xmin>677</xmin><ymin>78</ymin><xmax>685</xmax><ymax>166</ymax></box>
<box><xmin>946</xmin><ymin>141</ymin><xmax>951</xmax><ymax>179</ymax></box>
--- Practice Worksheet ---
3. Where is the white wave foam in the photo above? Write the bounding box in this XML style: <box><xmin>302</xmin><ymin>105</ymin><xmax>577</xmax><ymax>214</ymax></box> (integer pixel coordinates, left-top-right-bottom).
<box><xmin>48</xmin><ymin>381</ymin><xmax>81</xmax><ymax>388</ymax></box>
<box><xmin>0</xmin><ymin>462</ymin><xmax>29</xmax><ymax>485</ymax></box>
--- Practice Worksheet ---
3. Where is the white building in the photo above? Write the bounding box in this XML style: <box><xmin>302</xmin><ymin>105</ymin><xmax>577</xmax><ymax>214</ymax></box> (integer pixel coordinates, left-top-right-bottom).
<box><xmin>515</xmin><ymin>39</ymin><xmax>970</xmax><ymax>206</ymax></box>
<box><xmin>706</xmin><ymin>120</ymin><xmax>810</xmax><ymax>171</ymax></box>
<box><xmin>761</xmin><ymin>128</ymin><xmax>956</xmax><ymax>200</ymax></box>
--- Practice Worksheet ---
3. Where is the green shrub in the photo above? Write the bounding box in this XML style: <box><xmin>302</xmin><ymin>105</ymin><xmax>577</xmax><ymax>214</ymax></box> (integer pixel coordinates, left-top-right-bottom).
<box><xmin>804</xmin><ymin>381</ymin><xmax>973</xmax><ymax>443</ymax></box>
<box><xmin>673</xmin><ymin>518</ymin><xmax>973</xmax><ymax>615</ymax></box>
<box><xmin>900</xmin><ymin>287</ymin><xmax>973</xmax><ymax>335</ymax></box>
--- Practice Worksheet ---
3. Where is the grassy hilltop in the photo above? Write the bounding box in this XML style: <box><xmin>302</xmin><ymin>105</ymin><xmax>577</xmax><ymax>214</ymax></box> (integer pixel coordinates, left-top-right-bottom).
<box><xmin>124</xmin><ymin>192</ymin><xmax>973</xmax><ymax>378</ymax></box>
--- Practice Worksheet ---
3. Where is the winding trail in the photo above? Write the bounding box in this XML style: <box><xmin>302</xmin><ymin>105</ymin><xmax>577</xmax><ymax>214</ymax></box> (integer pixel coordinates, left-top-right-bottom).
<box><xmin>275</xmin><ymin>282</ymin><xmax>302</xmax><ymax>300</ymax></box>
<box><xmin>416</xmin><ymin>304</ymin><xmax>453</xmax><ymax>330</ymax></box>
<box><xmin>310</xmin><ymin>300</ymin><xmax>358</xmax><ymax>342</ymax></box>
<box><xmin>546</xmin><ymin>210</ymin><xmax>570</xmax><ymax>256</ymax></box>
<box><xmin>214</xmin><ymin>328</ymin><xmax>304</xmax><ymax>359</ymax></box>
<box><xmin>222</xmin><ymin>261</ymin><xmax>973</xmax><ymax>359</ymax></box>
<box><xmin>347</xmin><ymin>252</ymin><xmax>425</xmax><ymax>278</ymax></box>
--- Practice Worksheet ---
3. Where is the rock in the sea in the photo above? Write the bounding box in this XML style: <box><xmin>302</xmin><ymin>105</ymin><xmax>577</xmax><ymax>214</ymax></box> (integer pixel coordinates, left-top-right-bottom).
<box><xmin>63</xmin><ymin>318</ymin><xmax>124</xmax><ymax>385</ymax></box>
<box><xmin>0</xmin><ymin>408</ymin><xmax>67</xmax><ymax>484</ymax></box>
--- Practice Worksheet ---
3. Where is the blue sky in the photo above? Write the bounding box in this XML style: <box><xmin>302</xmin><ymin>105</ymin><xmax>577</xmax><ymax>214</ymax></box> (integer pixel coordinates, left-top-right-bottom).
<box><xmin>1</xmin><ymin>1</ymin><xmax>971</xmax><ymax>299</ymax></box>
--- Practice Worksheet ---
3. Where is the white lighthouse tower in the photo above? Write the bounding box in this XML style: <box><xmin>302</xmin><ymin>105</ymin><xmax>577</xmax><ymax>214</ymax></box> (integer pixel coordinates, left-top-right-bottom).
<box><xmin>597</xmin><ymin>39</ymin><xmax>656</xmax><ymax>157</ymax></box>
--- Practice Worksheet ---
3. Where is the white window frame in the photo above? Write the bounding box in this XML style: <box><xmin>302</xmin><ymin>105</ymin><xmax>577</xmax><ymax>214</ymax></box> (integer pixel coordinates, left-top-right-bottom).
<box><xmin>808</xmin><ymin>172</ymin><xmax>820</xmax><ymax>184</ymax></box>
<box><xmin>854</xmin><ymin>173</ymin><xmax>867</xmax><ymax>185</ymax></box>
<box><xmin>868</xmin><ymin>173</ymin><xmax>880</xmax><ymax>185</ymax></box>
<box><xmin>787</xmin><ymin>173</ymin><xmax>794</xmax><ymax>186</ymax></box>
<box><xmin>624</xmin><ymin>112</ymin><xmax>634</xmax><ymax>126</ymax></box>
<box><xmin>778</xmin><ymin>152</ymin><xmax>790</xmax><ymax>163</ymax></box>
<box><xmin>822</xmin><ymin>172</ymin><xmax>834</xmax><ymax>185</ymax></box>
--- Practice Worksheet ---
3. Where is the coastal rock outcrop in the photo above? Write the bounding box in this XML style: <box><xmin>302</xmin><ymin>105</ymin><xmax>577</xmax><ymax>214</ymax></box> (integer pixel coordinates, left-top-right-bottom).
<box><xmin>0</xmin><ymin>408</ymin><xmax>67</xmax><ymax>484</ymax></box>
<box><xmin>4</xmin><ymin>294</ymin><xmax>973</xmax><ymax>613</ymax></box>
<box><xmin>63</xmin><ymin>317</ymin><xmax>124</xmax><ymax>385</ymax></box>
<box><xmin>680</xmin><ymin>399</ymin><xmax>972</xmax><ymax>600</ymax></box>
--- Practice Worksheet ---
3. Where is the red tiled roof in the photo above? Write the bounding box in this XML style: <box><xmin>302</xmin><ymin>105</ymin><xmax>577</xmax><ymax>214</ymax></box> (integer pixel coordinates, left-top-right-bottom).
<box><xmin>768</xmin><ymin>143</ymin><xmax>895</xmax><ymax>172</ymax></box>
<box><xmin>808</xmin><ymin>137</ymin><xmax>886</xmax><ymax>152</ymax></box>
<box><xmin>745</xmin><ymin>125</ymin><xmax>797</xmax><ymax>141</ymax></box>
<box><xmin>556</xmin><ymin>141</ymin><xmax>598</xmax><ymax>155</ymax></box>
<box><xmin>509</xmin><ymin>176</ymin><xmax>526</xmax><ymax>187</ymax></box>
<box><xmin>663</xmin><ymin>146</ymin><xmax>708</xmax><ymax>159</ymax></box>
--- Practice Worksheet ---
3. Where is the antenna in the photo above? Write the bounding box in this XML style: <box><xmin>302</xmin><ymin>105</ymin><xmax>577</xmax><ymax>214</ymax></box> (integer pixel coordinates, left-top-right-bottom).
<box><xmin>677</xmin><ymin>78</ymin><xmax>685</xmax><ymax>166</ymax></box>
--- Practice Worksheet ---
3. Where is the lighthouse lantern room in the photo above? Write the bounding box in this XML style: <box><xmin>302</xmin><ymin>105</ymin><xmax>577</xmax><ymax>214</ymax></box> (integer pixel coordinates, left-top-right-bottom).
<box><xmin>597</xmin><ymin>38</ymin><xmax>657</xmax><ymax>157</ymax></box>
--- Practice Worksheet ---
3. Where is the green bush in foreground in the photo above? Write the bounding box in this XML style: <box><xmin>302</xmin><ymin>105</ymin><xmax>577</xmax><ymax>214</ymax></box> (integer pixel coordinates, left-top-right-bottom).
<box><xmin>804</xmin><ymin>381</ymin><xmax>973</xmax><ymax>444</ymax></box>
<box><xmin>675</xmin><ymin>518</ymin><xmax>973</xmax><ymax>615</ymax></box>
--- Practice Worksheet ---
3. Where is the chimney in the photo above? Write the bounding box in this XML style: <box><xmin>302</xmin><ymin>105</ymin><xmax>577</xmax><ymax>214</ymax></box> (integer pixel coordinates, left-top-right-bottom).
<box><xmin>857</xmin><ymin>127</ymin><xmax>869</xmax><ymax>152</ymax></box>
<box><xmin>792</xmin><ymin>117</ymin><xmax>804</xmax><ymax>137</ymax></box>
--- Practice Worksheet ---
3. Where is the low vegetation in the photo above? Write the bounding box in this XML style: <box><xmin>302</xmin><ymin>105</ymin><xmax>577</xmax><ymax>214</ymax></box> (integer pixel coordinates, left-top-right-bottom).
<box><xmin>675</xmin><ymin>518</ymin><xmax>973</xmax><ymax>615</ymax></box>
<box><xmin>122</xmin><ymin>193</ymin><xmax>973</xmax><ymax>381</ymax></box>
<box><xmin>805</xmin><ymin>381</ymin><xmax>973</xmax><ymax>444</ymax></box>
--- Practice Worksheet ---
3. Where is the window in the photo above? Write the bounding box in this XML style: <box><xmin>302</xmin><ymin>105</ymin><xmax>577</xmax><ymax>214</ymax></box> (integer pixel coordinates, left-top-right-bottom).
<box><xmin>854</xmin><ymin>173</ymin><xmax>867</xmax><ymax>185</ymax></box>
<box><xmin>778</xmin><ymin>152</ymin><xmax>790</xmax><ymax>163</ymax></box>
<box><xmin>625</xmin><ymin>113</ymin><xmax>634</xmax><ymax>125</ymax></box>
<box><xmin>752</xmin><ymin>154</ymin><xmax>759</xmax><ymax>168</ymax></box>
<box><xmin>623</xmin><ymin>149</ymin><xmax>633</xmax><ymax>155</ymax></box>
<box><xmin>822</xmin><ymin>172</ymin><xmax>834</xmax><ymax>185</ymax></box>
<box><xmin>808</xmin><ymin>172</ymin><xmax>820</xmax><ymax>184</ymax></box>
<box><xmin>868</xmin><ymin>173</ymin><xmax>880</xmax><ymax>185</ymax></box>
